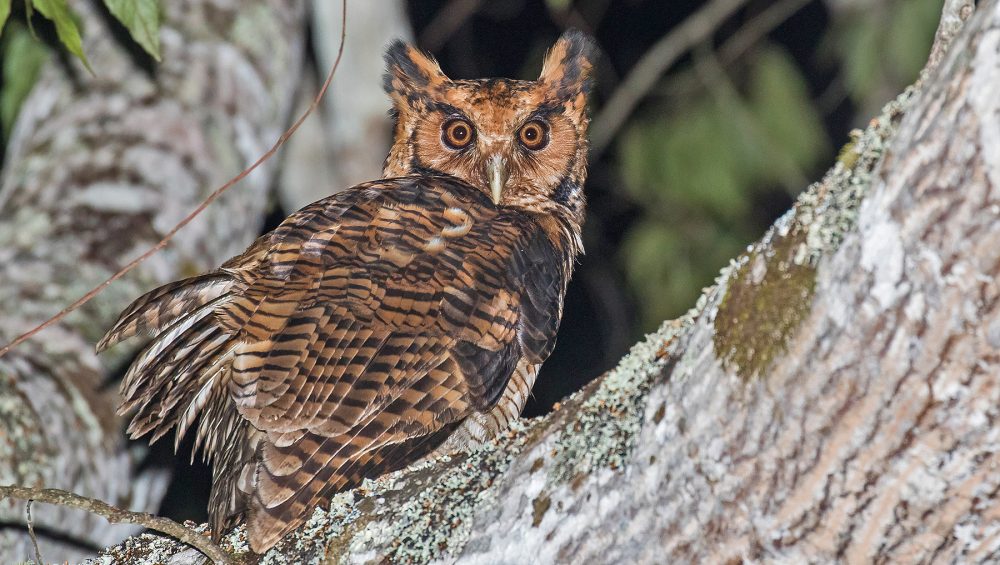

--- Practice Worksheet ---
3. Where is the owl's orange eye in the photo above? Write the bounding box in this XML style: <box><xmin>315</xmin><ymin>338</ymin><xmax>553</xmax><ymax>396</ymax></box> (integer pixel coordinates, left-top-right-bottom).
<box><xmin>518</xmin><ymin>120</ymin><xmax>549</xmax><ymax>150</ymax></box>
<box><xmin>442</xmin><ymin>119</ymin><xmax>475</xmax><ymax>150</ymax></box>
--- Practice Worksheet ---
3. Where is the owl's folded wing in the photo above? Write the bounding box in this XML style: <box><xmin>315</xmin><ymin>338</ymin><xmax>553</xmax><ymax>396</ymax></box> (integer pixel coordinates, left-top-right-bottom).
<box><xmin>99</xmin><ymin>175</ymin><xmax>566</xmax><ymax>551</ymax></box>
<box><xmin>222</xmin><ymin>176</ymin><xmax>566</xmax><ymax>549</ymax></box>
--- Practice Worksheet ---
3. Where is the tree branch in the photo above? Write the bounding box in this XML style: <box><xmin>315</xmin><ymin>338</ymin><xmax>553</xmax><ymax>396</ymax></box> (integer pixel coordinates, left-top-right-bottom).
<box><xmin>658</xmin><ymin>0</ymin><xmax>813</xmax><ymax>101</ymax></box>
<box><xmin>589</xmin><ymin>0</ymin><xmax>751</xmax><ymax>155</ymax></box>
<box><xmin>0</xmin><ymin>486</ymin><xmax>232</xmax><ymax>564</ymax></box>
<box><xmin>25</xmin><ymin>501</ymin><xmax>43</xmax><ymax>565</ymax></box>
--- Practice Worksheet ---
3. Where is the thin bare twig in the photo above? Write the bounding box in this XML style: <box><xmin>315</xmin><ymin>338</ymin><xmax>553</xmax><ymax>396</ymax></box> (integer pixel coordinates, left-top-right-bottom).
<box><xmin>419</xmin><ymin>0</ymin><xmax>481</xmax><ymax>51</ymax></box>
<box><xmin>717</xmin><ymin>0</ymin><xmax>811</xmax><ymax>65</ymax></box>
<box><xmin>1</xmin><ymin>486</ymin><xmax>232</xmax><ymax>564</ymax></box>
<box><xmin>657</xmin><ymin>0</ymin><xmax>812</xmax><ymax>101</ymax></box>
<box><xmin>0</xmin><ymin>0</ymin><xmax>349</xmax><ymax>361</ymax></box>
<box><xmin>26</xmin><ymin>500</ymin><xmax>44</xmax><ymax>565</ymax></box>
<box><xmin>589</xmin><ymin>0</ymin><xmax>751</xmax><ymax>156</ymax></box>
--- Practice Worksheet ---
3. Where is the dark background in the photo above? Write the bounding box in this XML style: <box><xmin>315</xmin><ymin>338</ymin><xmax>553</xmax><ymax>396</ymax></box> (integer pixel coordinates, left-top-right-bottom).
<box><xmin>9</xmin><ymin>0</ymin><xmax>927</xmax><ymax>524</ymax></box>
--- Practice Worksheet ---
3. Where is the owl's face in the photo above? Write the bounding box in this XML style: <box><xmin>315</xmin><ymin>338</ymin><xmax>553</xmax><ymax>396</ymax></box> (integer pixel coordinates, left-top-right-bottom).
<box><xmin>382</xmin><ymin>32</ymin><xmax>595</xmax><ymax>221</ymax></box>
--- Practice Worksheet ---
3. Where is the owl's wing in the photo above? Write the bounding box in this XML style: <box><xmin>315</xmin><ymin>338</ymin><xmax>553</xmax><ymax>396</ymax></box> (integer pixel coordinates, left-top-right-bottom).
<box><xmin>215</xmin><ymin>176</ymin><xmax>566</xmax><ymax>550</ymax></box>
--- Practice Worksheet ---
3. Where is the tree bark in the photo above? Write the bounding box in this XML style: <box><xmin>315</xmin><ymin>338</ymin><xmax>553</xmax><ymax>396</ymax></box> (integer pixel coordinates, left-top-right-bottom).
<box><xmin>91</xmin><ymin>0</ymin><xmax>1000</xmax><ymax>562</ymax></box>
<box><xmin>0</xmin><ymin>1</ymin><xmax>304</xmax><ymax>561</ymax></box>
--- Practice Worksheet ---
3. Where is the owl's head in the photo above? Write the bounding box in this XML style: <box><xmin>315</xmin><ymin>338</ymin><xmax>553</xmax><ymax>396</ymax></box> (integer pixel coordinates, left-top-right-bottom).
<box><xmin>382</xmin><ymin>31</ymin><xmax>596</xmax><ymax>221</ymax></box>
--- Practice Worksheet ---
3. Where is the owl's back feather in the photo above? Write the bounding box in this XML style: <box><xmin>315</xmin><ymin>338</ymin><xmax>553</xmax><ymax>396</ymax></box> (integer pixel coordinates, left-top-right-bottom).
<box><xmin>106</xmin><ymin>28</ymin><xmax>595</xmax><ymax>553</ymax></box>
<box><xmin>103</xmin><ymin>175</ymin><xmax>571</xmax><ymax>551</ymax></box>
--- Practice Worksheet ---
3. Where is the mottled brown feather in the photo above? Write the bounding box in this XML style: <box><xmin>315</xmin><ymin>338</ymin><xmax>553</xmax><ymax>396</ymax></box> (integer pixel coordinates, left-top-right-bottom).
<box><xmin>102</xmin><ymin>30</ymin><xmax>595</xmax><ymax>553</ymax></box>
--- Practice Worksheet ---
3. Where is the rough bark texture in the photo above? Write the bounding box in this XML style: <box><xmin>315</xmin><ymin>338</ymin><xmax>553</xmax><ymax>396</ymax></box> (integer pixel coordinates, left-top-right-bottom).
<box><xmin>86</xmin><ymin>0</ymin><xmax>1000</xmax><ymax>563</ymax></box>
<box><xmin>0</xmin><ymin>1</ymin><xmax>304</xmax><ymax>561</ymax></box>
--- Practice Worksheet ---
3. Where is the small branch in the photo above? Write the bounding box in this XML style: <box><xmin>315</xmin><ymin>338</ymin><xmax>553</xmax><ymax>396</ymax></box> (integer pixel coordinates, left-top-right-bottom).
<box><xmin>716</xmin><ymin>0</ymin><xmax>811</xmax><ymax>65</ymax></box>
<box><xmin>26</xmin><ymin>500</ymin><xmax>44</xmax><ymax>565</ymax></box>
<box><xmin>0</xmin><ymin>486</ymin><xmax>232</xmax><ymax>564</ymax></box>
<box><xmin>419</xmin><ymin>0</ymin><xmax>481</xmax><ymax>51</ymax></box>
<box><xmin>589</xmin><ymin>0</ymin><xmax>751</xmax><ymax>155</ymax></box>
<box><xmin>0</xmin><ymin>0</ymin><xmax>349</xmax><ymax>361</ymax></box>
<box><xmin>656</xmin><ymin>0</ymin><xmax>812</xmax><ymax>102</ymax></box>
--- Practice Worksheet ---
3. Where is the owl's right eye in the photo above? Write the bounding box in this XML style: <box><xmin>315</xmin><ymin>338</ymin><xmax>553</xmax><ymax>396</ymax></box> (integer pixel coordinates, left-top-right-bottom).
<box><xmin>442</xmin><ymin>118</ymin><xmax>475</xmax><ymax>150</ymax></box>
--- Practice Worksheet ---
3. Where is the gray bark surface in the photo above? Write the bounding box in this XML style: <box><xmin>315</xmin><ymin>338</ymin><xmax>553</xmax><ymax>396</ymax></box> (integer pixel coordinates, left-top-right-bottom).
<box><xmin>85</xmin><ymin>0</ymin><xmax>1000</xmax><ymax>562</ymax></box>
<box><xmin>0</xmin><ymin>1</ymin><xmax>305</xmax><ymax>561</ymax></box>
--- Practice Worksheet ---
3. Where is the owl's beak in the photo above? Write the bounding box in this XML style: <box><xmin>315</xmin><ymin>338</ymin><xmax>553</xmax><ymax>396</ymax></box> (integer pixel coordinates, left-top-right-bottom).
<box><xmin>486</xmin><ymin>155</ymin><xmax>508</xmax><ymax>206</ymax></box>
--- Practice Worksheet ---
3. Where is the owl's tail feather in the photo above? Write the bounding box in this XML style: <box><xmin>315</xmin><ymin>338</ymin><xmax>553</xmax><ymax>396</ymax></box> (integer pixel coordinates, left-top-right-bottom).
<box><xmin>102</xmin><ymin>272</ymin><xmax>260</xmax><ymax>537</ymax></box>
<box><xmin>97</xmin><ymin>272</ymin><xmax>235</xmax><ymax>352</ymax></box>
<box><xmin>100</xmin><ymin>273</ymin><xmax>242</xmax><ymax>446</ymax></box>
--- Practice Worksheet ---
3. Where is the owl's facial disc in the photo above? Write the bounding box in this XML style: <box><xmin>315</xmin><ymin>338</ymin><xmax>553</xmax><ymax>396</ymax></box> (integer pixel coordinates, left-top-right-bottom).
<box><xmin>383</xmin><ymin>30</ymin><xmax>597</xmax><ymax>213</ymax></box>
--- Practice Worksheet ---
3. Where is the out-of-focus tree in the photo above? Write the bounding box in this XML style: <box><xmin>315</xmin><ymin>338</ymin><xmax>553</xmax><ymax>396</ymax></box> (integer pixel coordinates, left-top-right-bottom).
<box><xmin>277</xmin><ymin>1</ymin><xmax>412</xmax><ymax>212</ymax></box>
<box><xmin>0</xmin><ymin>0</ymin><xmax>307</xmax><ymax>558</ymax></box>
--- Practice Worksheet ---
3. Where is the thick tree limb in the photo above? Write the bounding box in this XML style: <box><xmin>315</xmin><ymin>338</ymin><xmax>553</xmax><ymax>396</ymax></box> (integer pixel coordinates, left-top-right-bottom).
<box><xmin>86</xmin><ymin>0</ymin><xmax>1000</xmax><ymax>563</ymax></box>
<box><xmin>0</xmin><ymin>1</ymin><xmax>305</xmax><ymax>561</ymax></box>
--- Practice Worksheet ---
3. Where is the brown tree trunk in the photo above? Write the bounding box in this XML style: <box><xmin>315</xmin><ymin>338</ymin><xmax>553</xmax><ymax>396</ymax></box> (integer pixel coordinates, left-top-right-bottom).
<box><xmin>85</xmin><ymin>0</ymin><xmax>1000</xmax><ymax>562</ymax></box>
<box><xmin>0</xmin><ymin>1</ymin><xmax>304</xmax><ymax>561</ymax></box>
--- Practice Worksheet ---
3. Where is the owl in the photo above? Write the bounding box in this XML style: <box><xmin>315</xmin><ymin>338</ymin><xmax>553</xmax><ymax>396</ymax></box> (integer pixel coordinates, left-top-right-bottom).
<box><xmin>98</xmin><ymin>30</ymin><xmax>595</xmax><ymax>553</ymax></box>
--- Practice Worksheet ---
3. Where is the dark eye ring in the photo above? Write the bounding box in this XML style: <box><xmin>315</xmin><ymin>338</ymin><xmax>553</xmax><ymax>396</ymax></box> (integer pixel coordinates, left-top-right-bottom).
<box><xmin>442</xmin><ymin>118</ymin><xmax>475</xmax><ymax>150</ymax></box>
<box><xmin>518</xmin><ymin>119</ymin><xmax>549</xmax><ymax>150</ymax></box>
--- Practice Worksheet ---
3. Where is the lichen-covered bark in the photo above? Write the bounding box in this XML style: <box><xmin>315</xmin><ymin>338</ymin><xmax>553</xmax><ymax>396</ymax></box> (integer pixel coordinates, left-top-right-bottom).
<box><xmin>0</xmin><ymin>1</ymin><xmax>304</xmax><ymax>561</ymax></box>
<box><xmin>92</xmin><ymin>0</ymin><xmax>1000</xmax><ymax>563</ymax></box>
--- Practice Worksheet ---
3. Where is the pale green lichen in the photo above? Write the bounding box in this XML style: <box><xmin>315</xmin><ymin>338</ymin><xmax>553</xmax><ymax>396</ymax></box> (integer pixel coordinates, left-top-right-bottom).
<box><xmin>93</xmin><ymin>531</ymin><xmax>188</xmax><ymax>564</ymax></box>
<box><xmin>548</xmin><ymin>316</ymin><xmax>689</xmax><ymax>482</ymax></box>
<box><xmin>321</xmin><ymin>431</ymin><xmax>528</xmax><ymax>564</ymax></box>
<box><xmin>793</xmin><ymin>87</ymin><xmax>915</xmax><ymax>267</ymax></box>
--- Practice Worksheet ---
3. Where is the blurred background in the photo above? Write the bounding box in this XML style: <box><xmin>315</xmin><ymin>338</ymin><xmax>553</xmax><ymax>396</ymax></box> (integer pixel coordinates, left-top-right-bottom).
<box><xmin>0</xmin><ymin>0</ymin><xmax>943</xmax><ymax>526</ymax></box>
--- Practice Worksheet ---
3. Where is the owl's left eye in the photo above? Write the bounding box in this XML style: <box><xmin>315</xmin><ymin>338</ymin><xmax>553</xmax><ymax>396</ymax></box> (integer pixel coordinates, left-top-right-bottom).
<box><xmin>518</xmin><ymin>120</ymin><xmax>550</xmax><ymax>151</ymax></box>
<box><xmin>442</xmin><ymin>118</ymin><xmax>475</xmax><ymax>150</ymax></box>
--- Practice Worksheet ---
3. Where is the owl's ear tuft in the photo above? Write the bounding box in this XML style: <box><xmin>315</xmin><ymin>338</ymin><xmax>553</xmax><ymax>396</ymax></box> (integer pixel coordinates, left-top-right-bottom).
<box><xmin>538</xmin><ymin>30</ymin><xmax>597</xmax><ymax>98</ymax></box>
<box><xmin>383</xmin><ymin>41</ymin><xmax>449</xmax><ymax>101</ymax></box>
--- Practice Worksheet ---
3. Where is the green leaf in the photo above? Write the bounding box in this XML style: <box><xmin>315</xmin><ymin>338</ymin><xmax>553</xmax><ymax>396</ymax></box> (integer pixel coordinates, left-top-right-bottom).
<box><xmin>619</xmin><ymin>100</ymin><xmax>754</xmax><ymax>221</ymax></box>
<box><xmin>1</xmin><ymin>22</ymin><xmax>50</xmax><ymax>138</ymax></box>
<box><xmin>103</xmin><ymin>0</ymin><xmax>160</xmax><ymax>61</ymax></box>
<box><xmin>545</xmin><ymin>0</ymin><xmax>571</xmax><ymax>11</ymax></box>
<box><xmin>0</xmin><ymin>0</ymin><xmax>11</xmax><ymax>36</ymax></box>
<box><xmin>31</xmin><ymin>0</ymin><xmax>91</xmax><ymax>72</ymax></box>
<box><xmin>747</xmin><ymin>45</ymin><xmax>829</xmax><ymax>182</ymax></box>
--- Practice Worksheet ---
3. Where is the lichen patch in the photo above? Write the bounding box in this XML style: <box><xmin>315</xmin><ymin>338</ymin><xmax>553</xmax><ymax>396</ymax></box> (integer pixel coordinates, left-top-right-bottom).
<box><xmin>713</xmin><ymin>84</ymin><xmax>916</xmax><ymax>381</ymax></box>
<box><xmin>548</xmin><ymin>318</ymin><xmax>687</xmax><ymax>483</ymax></box>
<box><xmin>714</xmin><ymin>228</ymin><xmax>817</xmax><ymax>381</ymax></box>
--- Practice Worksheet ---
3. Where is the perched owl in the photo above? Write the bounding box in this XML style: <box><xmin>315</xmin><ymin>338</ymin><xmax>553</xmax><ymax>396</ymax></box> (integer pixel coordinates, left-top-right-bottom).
<box><xmin>99</xmin><ymin>30</ymin><xmax>595</xmax><ymax>552</ymax></box>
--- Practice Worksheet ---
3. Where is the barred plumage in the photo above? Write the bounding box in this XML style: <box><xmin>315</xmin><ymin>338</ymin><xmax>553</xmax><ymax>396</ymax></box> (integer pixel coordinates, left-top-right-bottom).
<box><xmin>101</xmin><ymin>31</ymin><xmax>595</xmax><ymax>552</ymax></box>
